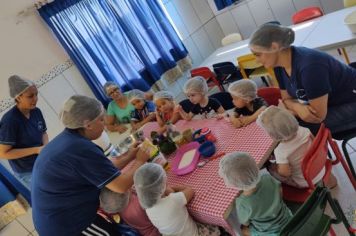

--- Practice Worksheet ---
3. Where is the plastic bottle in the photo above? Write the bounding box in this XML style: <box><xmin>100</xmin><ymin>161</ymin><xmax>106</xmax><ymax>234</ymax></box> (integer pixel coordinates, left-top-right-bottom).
<box><xmin>141</xmin><ymin>139</ymin><xmax>170</xmax><ymax>170</ymax></box>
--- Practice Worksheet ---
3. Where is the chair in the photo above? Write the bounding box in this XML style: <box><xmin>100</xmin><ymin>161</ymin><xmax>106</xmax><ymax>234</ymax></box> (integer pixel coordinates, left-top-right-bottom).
<box><xmin>221</xmin><ymin>33</ymin><xmax>242</xmax><ymax>46</ymax></box>
<box><xmin>209</xmin><ymin>92</ymin><xmax>235</xmax><ymax>110</ymax></box>
<box><xmin>282</xmin><ymin>124</ymin><xmax>356</xmax><ymax>203</ymax></box>
<box><xmin>280</xmin><ymin>186</ymin><xmax>356</xmax><ymax>236</ymax></box>
<box><xmin>257</xmin><ymin>87</ymin><xmax>281</xmax><ymax>106</ymax></box>
<box><xmin>212</xmin><ymin>62</ymin><xmax>243</xmax><ymax>87</ymax></box>
<box><xmin>190</xmin><ymin>67</ymin><xmax>225</xmax><ymax>92</ymax></box>
<box><xmin>237</xmin><ymin>54</ymin><xmax>279</xmax><ymax>87</ymax></box>
<box><xmin>292</xmin><ymin>6</ymin><xmax>350</xmax><ymax>64</ymax></box>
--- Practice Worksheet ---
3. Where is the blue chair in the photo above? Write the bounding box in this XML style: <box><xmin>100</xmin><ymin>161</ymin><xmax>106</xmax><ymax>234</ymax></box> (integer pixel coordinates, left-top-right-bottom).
<box><xmin>209</xmin><ymin>92</ymin><xmax>234</xmax><ymax>110</ymax></box>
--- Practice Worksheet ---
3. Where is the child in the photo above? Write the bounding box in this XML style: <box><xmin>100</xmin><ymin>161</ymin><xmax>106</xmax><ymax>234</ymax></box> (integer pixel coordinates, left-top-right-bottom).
<box><xmin>178</xmin><ymin>76</ymin><xmax>225</xmax><ymax>120</ymax></box>
<box><xmin>99</xmin><ymin>188</ymin><xmax>160</xmax><ymax>236</ymax></box>
<box><xmin>128</xmin><ymin>89</ymin><xmax>156</xmax><ymax>130</ymax></box>
<box><xmin>153</xmin><ymin>91</ymin><xmax>181</xmax><ymax>127</ymax></box>
<box><xmin>227</xmin><ymin>80</ymin><xmax>267</xmax><ymax>128</ymax></box>
<box><xmin>218</xmin><ymin>152</ymin><xmax>292</xmax><ymax>236</ymax></box>
<box><xmin>256</xmin><ymin>106</ymin><xmax>337</xmax><ymax>188</ymax></box>
<box><xmin>134</xmin><ymin>163</ymin><xmax>221</xmax><ymax>236</ymax></box>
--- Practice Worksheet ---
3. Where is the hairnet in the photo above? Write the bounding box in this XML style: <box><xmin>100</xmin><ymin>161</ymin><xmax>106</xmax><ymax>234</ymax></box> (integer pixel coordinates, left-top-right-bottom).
<box><xmin>103</xmin><ymin>81</ymin><xmax>120</xmax><ymax>96</ymax></box>
<box><xmin>99</xmin><ymin>188</ymin><xmax>130</xmax><ymax>213</ymax></box>
<box><xmin>228</xmin><ymin>79</ymin><xmax>257</xmax><ymax>101</ymax></box>
<box><xmin>183</xmin><ymin>76</ymin><xmax>209</xmax><ymax>95</ymax></box>
<box><xmin>134</xmin><ymin>163</ymin><xmax>166</xmax><ymax>209</ymax></box>
<box><xmin>219</xmin><ymin>152</ymin><xmax>260</xmax><ymax>190</ymax></box>
<box><xmin>8</xmin><ymin>75</ymin><xmax>36</xmax><ymax>98</ymax></box>
<box><xmin>60</xmin><ymin>95</ymin><xmax>103</xmax><ymax>129</ymax></box>
<box><xmin>128</xmin><ymin>89</ymin><xmax>145</xmax><ymax>102</ymax></box>
<box><xmin>153</xmin><ymin>91</ymin><xmax>174</xmax><ymax>101</ymax></box>
<box><xmin>256</xmin><ymin>106</ymin><xmax>298</xmax><ymax>141</ymax></box>
<box><xmin>249</xmin><ymin>24</ymin><xmax>295</xmax><ymax>53</ymax></box>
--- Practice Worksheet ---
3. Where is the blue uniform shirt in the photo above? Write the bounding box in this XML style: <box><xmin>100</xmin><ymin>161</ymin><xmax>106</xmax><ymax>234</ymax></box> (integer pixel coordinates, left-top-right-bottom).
<box><xmin>0</xmin><ymin>106</ymin><xmax>46</xmax><ymax>173</ymax></box>
<box><xmin>31</xmin><ymin>129</ymin><xmax>120</xmax><ymax>236</ymax></box>
<box><xmin>275</xmin><ymin>46</ymin><xmax>356</xmax><ymax>106</ymax></box>
<box><xmin>130</xmin><ymin>101</ymin><xmax>155</xmax><ymax>121</ymax></box>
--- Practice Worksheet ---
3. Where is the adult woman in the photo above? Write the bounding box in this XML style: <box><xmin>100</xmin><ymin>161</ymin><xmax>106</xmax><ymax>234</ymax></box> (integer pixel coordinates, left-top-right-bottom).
<box><xmin>31</xmin><ymin>95</ymin><xmax>150</xmax><ymax>236</ymax></box>
<box><xmin>0</xmin><ymin>75</ymin><xmax>48</xmax><ymax>188</ymax></box>
<box><xmin>249</xmin><ymin>24</ymin><xmax>356</xmax><ymax>134</ymax></box>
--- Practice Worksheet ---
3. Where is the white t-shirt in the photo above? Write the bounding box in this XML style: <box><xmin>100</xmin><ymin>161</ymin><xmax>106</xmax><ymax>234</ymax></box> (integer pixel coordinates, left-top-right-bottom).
<box><xmin>146</xmin><ymin>192</ymin><xmax>198</xmax><ymax>236</ymax></box>
<box><xmin>275</xmin><ymin>127</ymin><xmax>325</xmax><ymax>187</ymax></box>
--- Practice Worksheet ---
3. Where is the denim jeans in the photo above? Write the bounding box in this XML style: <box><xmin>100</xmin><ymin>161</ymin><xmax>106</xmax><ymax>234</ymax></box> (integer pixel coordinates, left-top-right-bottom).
<box><xmin>13</xmin><ymin>171</ymin><xmax>32</xmax><ymax>190</ymax></box>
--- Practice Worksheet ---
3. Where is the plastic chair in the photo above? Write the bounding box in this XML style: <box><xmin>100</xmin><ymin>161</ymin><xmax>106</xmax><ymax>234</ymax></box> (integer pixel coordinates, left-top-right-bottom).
<box><xmin>212</xmin><ymin>61</ymin><xmax>243</xmax><ymax>87</ymax></box>
<box><xmin>282</xmin><ymin>124</ymin><xmax>356</xmax><ymax>203</ymax></box>
<box><xmin>237</xmin><ymin>54</ymin><xmax>279</xmax><ymax>87</ymax></box>
<box><xmin>190</xmin><ymin>67</ymin><xmax>225</xmax><ymax>92</ymax></box>
<box><xmin>280</xmin><ymin>186</ymin><xmax>356</xmax><ymax>236</ymax></box>
<box><xmin>221</xmin><ymin>33</ymin><xmax>242</xmax><ymax>46</ymax></box>
<box><xmin>209</xmin><ymin>92</ymin><xmax>234</xmax><ymax>110</ymax></box>
<box><xmin>257</xmin><ymin>87</ymin><xmax>281</xmax><ymax>106</ymax></box>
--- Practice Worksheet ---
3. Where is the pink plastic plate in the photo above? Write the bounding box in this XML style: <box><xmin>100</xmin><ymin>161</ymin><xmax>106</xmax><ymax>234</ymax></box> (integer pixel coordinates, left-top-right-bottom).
<box><xmin>171</xmin><ymin>142</ymin><xmax>201</xmax><ymax>175</ymax></box>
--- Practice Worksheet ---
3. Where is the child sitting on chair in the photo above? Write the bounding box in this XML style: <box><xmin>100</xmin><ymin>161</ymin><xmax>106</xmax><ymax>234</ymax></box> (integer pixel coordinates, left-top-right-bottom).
<box><xmin>128</xmin><ymin>89</ymin><xmax>156</xmax><ymax>131</ymax></box>
<box><xmin>256</xmin><ymin>106</ymin><xmax>337</xmax><ymax>188</ymax></box>
<box><xmin>178</xmin><ymin>76</ymin><xmax>225</xmax><ymax>120</ymax></box>
<box><xmin>134</xmin><ymin>163</ymin><xmax>221</xmax><ymax>236</ymax></box>
<box><xmin>153</xmin><ymin>91</ymin><xmax>181</xmax><ymax>128</ymax></box>
<box><xmin>219</xmin><ymin>152</ymin><xmax>292</xmax><ymax>236</ymax></box>
<box><xmin>99</xmin><ymin>188</ymin><xmax>160</xmax><ymax>236</ymax></box>
<box><xmin>227</xmin><ymin>80</ymin><xmax>267</xmax><ymax>128</ymax></box>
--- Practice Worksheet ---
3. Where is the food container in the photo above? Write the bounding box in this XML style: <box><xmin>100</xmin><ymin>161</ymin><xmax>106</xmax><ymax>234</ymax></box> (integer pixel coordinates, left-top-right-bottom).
<box><xmin>198</xmin><ymin>141</ymin><xmax>216</xmax><ymax>158</ymax></box>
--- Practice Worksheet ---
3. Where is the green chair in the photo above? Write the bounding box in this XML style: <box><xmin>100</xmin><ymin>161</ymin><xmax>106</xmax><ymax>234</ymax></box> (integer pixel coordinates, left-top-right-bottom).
<box><xmin>280</xmin><ymin>186</ymin><xmax>355</xmax><ymax>236</ymax></box>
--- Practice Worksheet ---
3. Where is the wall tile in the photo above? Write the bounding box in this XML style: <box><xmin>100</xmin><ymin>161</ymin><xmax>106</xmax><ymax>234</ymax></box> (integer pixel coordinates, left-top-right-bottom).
<box><xmin>191</xmin><ymin>28</ymin><xmax>215</xmax><ymax>60</ymax></box>
<box><xmin>204</xmin><ymin>18</ymin><xmax>225</xmax><ymax>49</ymax></box>
<box><xmin>62</xmin><ymin>66</ymin><xmax>95</xmax><ymax>98</ymax></box>
<box><xmin>183</xmin><ymin>37</ymin><xmax>204</xmax><ymax>67</ymax></box>
<box><xmin>206</xmin><ymin>0</ymin><xmax>220</xmax><ymax>16</ymax></box>
<box><xmin>230</xmin><ymin>3</ymin><xmax>257</xmax><ymax>38</ymax></box>
<box><xmin>164</xmin><ymin>1</ymin><xmax>190</xmax><ymax>40</ymax></box>
<box><xmin>247</xmin><ymin>0</ymin><xmax>276</xmax><ymax>26</ymax></box>
<box><xmin>38</xmin><ymin>74</ymin><xmax>76</xmax><ymax>114</ymax></box>
<box><xmin>190</xmin><ymin>0</ymin><xmax>214</xmax><ymax>24</ymax></box>
<box><xmin>216</xmin><ymin>11</ymin><xmax>240</xmax><ymax>37</ymax></box>
<box><xmin>268</xmin><ymin>0</ymin><xmax>295</xmax><ymax>26</ymax></box>
<box><xmin>0</xmin><ymin>220</ymin><xmax>29</xmax><ymax>236</ymax></box>
<box><xmin>173</xmin><ymin>0</ymin><xmax>202</xmax><ymax>34</ymax></box>
<box><xmin>292</xmin><ymin>0</ymin><xmax>321</xmax><ymax>11</ymax></box>
<box><xmin>16</xmin><ymin>209</ymin><xmax>34</xmax><ymax>233</ymax></box>
<box><xmin>319</xmin><ymin>0</ymin><xmax>343</xmax><ymax>14</ymax></box>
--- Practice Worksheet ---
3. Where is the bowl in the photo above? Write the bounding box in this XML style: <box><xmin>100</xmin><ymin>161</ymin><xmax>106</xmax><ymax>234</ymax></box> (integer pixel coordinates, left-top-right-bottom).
<box><xmin>198</xmin><ymin>141</ymin><xmax>216</xmax><ymax>158</ymax></box>
<box><xmin>344</xmin><ymin>10</ymin><xmax>356</xmax><ymax>33</ymax></box>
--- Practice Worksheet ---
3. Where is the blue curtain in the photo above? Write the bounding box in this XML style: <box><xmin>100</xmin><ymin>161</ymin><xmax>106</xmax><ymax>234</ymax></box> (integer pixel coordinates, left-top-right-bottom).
<box><xmin>38</xmin><ymin>0</ymin><xmax>189</xmax><ymax>105</ymax></box>
<box><xmin>214</xmin><ymin>0</ymin><xmax>237</xmax><ymax>11</ymax></box>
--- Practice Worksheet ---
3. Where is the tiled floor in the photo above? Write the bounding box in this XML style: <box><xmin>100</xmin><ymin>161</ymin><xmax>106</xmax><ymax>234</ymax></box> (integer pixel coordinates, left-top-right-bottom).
<box><xmin>2</xmin><ymin>47</ymin><xmax>356</xmax><ymax>236</ymax></box>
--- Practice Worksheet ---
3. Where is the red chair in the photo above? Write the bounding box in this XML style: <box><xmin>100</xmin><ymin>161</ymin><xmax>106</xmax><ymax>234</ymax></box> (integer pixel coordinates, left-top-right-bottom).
<box><xmin>282</xmin><ymin>124</ymin><xmax>356</xmax><ymax>203</ymax></box>
<box><xmin>292</xmin><ymin>6</ymin><xmax>323</xmax><ymax>24</ymax></box>
<box><xmin>257</xmin><ymin>87</ymin><xmax>281</xmax><ymax>106</ymax></box>
<box><xmin>190</xmin><ymin>67</ymin><xmax>225</xmax><ymax>92</ymax></box>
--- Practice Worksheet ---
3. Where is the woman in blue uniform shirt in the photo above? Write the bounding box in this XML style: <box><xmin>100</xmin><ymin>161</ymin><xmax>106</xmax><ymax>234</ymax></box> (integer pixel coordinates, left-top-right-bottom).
<box><xmin>0</xmin><ymin>75</ymin><xmax>48</xmax><ymax>188</ymax></box>
<box><xmin>249</xmin><ymin>24</ymin><xmax>356</xmax><ymax>135</ymax></box>
<box><xmin>31</xmin><ymin>95</ymin><xmax>150</xmax><ymax>236</ymax></box>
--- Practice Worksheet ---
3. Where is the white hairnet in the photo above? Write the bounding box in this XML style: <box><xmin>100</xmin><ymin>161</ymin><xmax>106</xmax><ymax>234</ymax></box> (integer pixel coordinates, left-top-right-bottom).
<box><xmin>153</xmin><ymin>91</ymin><xmax>174</xmax><ymax>101</ymax></box>
<box><xmin>183</xmin><ymin>76</ymin><xmax>209</xmax><ymax>95</ymax></box>
<box><xmin>99</xmin><ymin>188</ymin><xmax>130</xmax><ymax>213</ymax></box>
<box><xmin>134</xmin><ymin>163</ymin><xmax>166</xmax><ymax>209</ymax></box>
<box><xmin>249</xmin><ymin>24</ymin><xmax>295</xmax><ymax>53</ymax></box>
<box><xmin>103</xmin><ymin>81</ymin><xmax>120</xmax><ymax>96</ymax></box>
<box><xmin>8</xmin><ymin>75</ymin><xmax>35</xmax><ymax>98</ymax></box>
<box><xmin>219</xmin><ymin>152</ymin><xmax>260</xmax><ymax>191</ymax></box>
<box><xmin>228</xmin><ymin>80</ymin><xmax>257</xmax><ymax>101</ymax></box>
<box><xmin>60</xmin><ymin>95</ymin><xmax>103</xmax><ymax>129</ymax></box>
<box><xmin>256</xmin><ymin>106</ymin><xmax>298</xmax><ymax>141</ymax></box>
<box><xmin>128</xmin><ymin>89</ymin><xmax>145</xmax><ymax>102</ymax></box>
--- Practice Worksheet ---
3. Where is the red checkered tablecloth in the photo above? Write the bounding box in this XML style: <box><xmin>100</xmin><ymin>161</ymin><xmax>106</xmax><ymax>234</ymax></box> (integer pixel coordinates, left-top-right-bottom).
<box><xmin>141</xmin><ymin>119</ymin><xmax>275</xmax><ymax>235</ymax></box>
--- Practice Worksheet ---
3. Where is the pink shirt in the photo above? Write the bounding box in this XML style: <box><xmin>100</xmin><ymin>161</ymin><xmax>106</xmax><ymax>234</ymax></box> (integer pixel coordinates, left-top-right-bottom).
<box><xmin>121</xmin><ymin>194</ymin><xmax>160</xmax><ymax>236</ymax></box>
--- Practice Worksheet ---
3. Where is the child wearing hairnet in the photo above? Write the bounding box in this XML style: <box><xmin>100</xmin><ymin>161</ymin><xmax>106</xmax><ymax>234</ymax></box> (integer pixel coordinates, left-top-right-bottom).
<box><xmin>128</xmin><ymin>89</ymin><xmax>156</xmax><ymax>131</ymax></box>
<box><xmin>153</xmin><ymin>91</ymin><xmax>181</xmax><ymax>127</ymax></box>
<box><xmin>99</xmin><ymin>188</ymin><xmax>160</xmax><ymax>236</ymax></box>
<box><xmin>177</xmin><ymin>76</ymin><xmax>225</xmax><ymax>120</ymax></box>
<box><xmin>219</xmin><ymin>152</ymin><xmax>292</xmax><ymax>236</ymax></box>
<box><xmin>227</xmin><ymin>80</ymin><xmax>267</xmax><ymax>128</ymax></box>
<box><xmin>134</xmin><ymin>163</ymin><xmax>221</xmax><ymax>236</ymax></box>
<box><xmin>257</xmin><ymin>106</ymin><xmax>337</xmax><ymax>188</ymax></box>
